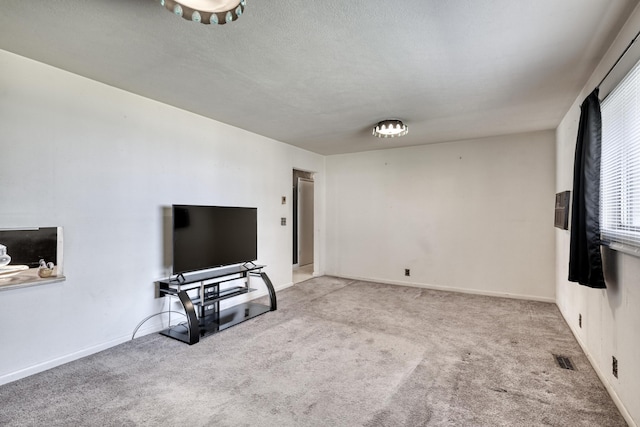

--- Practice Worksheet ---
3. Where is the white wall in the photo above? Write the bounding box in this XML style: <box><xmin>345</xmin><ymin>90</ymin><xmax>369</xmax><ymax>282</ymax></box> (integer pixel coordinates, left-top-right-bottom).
<box><xmin>0</xmin><ymin>50</ymin><xmax>325</xmax><ymax>384</ymax></box>
<box><xmin>556</xmin><ymin>9</ymin><xmax>640</xmax><ymax>426</ymax></box>
<box><xmin>325</xmin><ymin>131</ymin><xmax>556</xmax><ymax>301</ymax></box>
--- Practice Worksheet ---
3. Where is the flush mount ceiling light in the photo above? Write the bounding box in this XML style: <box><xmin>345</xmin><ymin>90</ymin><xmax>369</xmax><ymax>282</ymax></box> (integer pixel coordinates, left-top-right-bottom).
<box><xmin>160</xmin><ymin>0</ymin><xmax>245</xmax><ymax>25</ymax></box>
<box><xmin>372</xmin><ymin>119</ymin><xmax>408</xmax><ymax>138</ymax></box>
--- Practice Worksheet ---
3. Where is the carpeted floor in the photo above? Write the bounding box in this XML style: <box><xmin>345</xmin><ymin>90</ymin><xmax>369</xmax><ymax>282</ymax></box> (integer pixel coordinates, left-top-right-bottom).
<box><xmin>0</xmin><ymin>277</ymin><xmax>627</xmax><ymax>426</ymax></box>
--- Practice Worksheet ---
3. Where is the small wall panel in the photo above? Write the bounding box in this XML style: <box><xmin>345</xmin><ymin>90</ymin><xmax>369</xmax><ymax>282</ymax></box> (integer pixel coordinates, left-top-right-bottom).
<box><xmin>555</xmin><ymin>191</ymin><xmax>570</xmax><ymax>230</ymax></box>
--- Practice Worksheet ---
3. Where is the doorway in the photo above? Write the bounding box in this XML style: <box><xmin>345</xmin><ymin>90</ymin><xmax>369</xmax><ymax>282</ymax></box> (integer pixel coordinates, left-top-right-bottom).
<box><xmin>293</xmin><ymin>169</ymin><xmax>314</xmax><ymax>283</ymax></box>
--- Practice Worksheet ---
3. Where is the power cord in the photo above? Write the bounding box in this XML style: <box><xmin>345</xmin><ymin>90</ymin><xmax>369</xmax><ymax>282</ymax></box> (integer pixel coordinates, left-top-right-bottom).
<box><xmin>131</xmin><ymin>310</ymin><xmax>187</xmax><ymax>340</ymax></box>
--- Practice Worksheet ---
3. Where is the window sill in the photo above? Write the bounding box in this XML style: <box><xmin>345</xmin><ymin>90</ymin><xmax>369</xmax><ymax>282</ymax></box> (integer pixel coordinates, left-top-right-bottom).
<box><xmin>0</xmin><ymin>268</ymin><xmax>66</xmax><ymax>292</ymax></box>
<box><xmin>602</xmin><ymin>241</ymin><xmax>640</xmax><ymax>258</ymax></box>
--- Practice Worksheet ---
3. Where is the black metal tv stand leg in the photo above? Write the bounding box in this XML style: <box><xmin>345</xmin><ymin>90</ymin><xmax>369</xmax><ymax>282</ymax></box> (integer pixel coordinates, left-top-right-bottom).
<box><xmin>260</xmin><ymin>272</ymin><xmax>277</xmax><ymax>311</ymax></box>
<box><xmin>177</xmin><ymin>290</ymin><xmax>200</xmax><ymax>345</ymax></box>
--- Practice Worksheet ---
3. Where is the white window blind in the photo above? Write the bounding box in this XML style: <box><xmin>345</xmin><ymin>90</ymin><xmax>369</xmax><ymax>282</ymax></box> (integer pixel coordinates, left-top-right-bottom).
<box><xmin>601</xmin><ymin>57</ymin><xmax>640</xmax><ymax>254</ymax></box>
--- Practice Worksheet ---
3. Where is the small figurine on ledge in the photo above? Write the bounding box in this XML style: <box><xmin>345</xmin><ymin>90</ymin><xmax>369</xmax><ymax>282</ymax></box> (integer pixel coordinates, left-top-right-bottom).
<box><xmin>38</xmin><ymin>259</ymin><xmax>55</xmax><ymax>278</ymax></box>
<box><xmin>0</xmin><ymin>245</ymin><xmax>28</xmax><ymax>280</ymax></box>
<box><xmin>0</xmin><ymin>244</ymin><xmax>11</xmax><ymax>267</ymax></box>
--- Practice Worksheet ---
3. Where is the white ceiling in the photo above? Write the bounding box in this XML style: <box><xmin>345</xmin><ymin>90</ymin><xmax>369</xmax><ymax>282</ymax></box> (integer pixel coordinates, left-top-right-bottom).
<box><xmin>1</xmin><ymin>0</ymin><xmax>637</xmax><ymax>155</ymax></box>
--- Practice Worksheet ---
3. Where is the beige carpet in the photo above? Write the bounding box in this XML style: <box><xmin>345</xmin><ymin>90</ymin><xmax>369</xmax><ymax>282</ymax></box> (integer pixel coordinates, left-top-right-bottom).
<box><xmin>0</xmin><ymin>276</ymin><xmax>627</xmax><ymax>426</ymax></box>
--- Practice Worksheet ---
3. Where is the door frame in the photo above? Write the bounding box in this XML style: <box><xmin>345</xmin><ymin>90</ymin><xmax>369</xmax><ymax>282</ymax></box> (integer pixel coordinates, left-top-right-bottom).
<box><xmin>296</xmin><ymin>177</ymin><xmax>314</xmax><ymax>267</ymax></box>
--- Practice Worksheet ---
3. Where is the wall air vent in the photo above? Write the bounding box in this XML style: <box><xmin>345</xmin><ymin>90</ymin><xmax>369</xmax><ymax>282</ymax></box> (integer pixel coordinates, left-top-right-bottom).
<box><xmin>554</xmin><ymin>354</ymin><xmax>576</xmax><ymax>370</ymax></box>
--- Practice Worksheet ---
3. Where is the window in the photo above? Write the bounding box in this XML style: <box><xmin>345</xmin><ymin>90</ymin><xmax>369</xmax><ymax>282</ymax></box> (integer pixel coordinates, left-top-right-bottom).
<box><xmin>600</xmin><ymin>58</ymin><xmax>640</xmax><ymax>253</ymax></box>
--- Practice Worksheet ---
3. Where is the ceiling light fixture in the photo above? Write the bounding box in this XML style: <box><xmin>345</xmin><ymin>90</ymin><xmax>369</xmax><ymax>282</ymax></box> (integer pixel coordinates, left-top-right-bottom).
<box><xmin>160</xmin><ymin>0</ymin><xmax>245</xmax><ymax>25</ymax></box>
<box><xmin>372</xmin><ymin>119</ymin><xmax>408</xmax><ymax>138</ymax></box>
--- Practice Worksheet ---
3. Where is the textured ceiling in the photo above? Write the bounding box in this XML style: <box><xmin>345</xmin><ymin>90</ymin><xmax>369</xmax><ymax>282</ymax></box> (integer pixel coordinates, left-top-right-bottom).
<box><xmin>1</xmin><ymin>0</ymin><xmax>638</xmax><ymax>154</ymax></box>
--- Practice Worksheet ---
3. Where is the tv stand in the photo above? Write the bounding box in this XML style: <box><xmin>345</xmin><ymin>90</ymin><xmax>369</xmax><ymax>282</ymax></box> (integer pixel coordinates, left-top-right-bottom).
<box><xmin>157</xmin><ymin>264</ymin><xmax>276</xmax><ymax>345</ymax></box>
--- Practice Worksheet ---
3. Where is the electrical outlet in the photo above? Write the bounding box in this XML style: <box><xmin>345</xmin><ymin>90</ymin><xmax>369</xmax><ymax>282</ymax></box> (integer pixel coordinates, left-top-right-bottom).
<box><xmin>281</xmin><ymin>217</ymin><xmax>286</xmax><ymax>226</ymax></box>
<box><xmin>578</xmin><ymin>314</ymin><xmax>582</xmax><ymax>328</ymax></box>
<box><xmin>612</xmin><ymin>356</ymin><xmax>618</xmax><ymax>378</ymax></box>
<box><xmin>405</xmin><ymin>269</ymin><xmax>410</xmax><ymax>277</ymax></box>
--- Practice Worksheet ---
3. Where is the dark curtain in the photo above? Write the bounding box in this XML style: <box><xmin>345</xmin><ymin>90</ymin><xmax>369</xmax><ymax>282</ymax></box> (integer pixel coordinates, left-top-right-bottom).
<box><xmin>568</xmin><ymin>88</ymin><xmax>606</xmax><ymax>288</ymax></box>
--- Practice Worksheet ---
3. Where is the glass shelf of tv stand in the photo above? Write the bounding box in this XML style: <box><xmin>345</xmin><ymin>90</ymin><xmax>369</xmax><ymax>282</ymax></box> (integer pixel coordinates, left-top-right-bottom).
<box><xmin>158</xmin><ymin>264</ymin><xmax>265</xmax><ymax>291</ymax></box>
<box><xmin>191</xmin><ymin>285</ymin><xmax>257</xmax><ymax>306</ymax></box>
<box><xmin>198</xmin><ymin>302</ymin><xmax>272</xmax><ymax>335</ymax></box>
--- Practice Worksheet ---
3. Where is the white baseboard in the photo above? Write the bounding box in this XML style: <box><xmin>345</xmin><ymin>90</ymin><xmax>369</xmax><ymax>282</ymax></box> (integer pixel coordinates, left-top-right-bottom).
<box><xmin>0</xmin><ymin>280</ymin><xmax>293</xmax><ymax>387</ymax></box>
<box><xmin>0</xmin><ymin>275</ymin><xmax>547</xmax><ymax>386</ymax></box>
<box><xmin>333</xmin><ymin>274</ymin><xmax>556</xmax><ymax>303</ymax></box>
<box><xmin>558</xmin><ymin>310</ymin><xmax>636</xmax><ymax>427</ymax></box>
<box><xmin>0</xmin><ymin>327</ymin><xmax>156</xmax><ymax>386</ymax></box>
<box><xmin>275</xmin><ymin>281</ymin><xmax>295</xmax><ymax>292</ymax></box>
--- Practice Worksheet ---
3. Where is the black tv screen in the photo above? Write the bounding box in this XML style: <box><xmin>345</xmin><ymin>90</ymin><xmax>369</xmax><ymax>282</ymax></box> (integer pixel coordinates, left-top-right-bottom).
<box><xmin>172</xmin><ymin>205</ymin><xmax>257</xmax><ymax>275</ymax></box>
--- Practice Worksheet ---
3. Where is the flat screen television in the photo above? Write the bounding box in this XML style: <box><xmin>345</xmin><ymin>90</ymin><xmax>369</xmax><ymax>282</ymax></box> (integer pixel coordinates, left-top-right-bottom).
<box><xmin>172</xmin><ymin>205</ymin><xmax>257</xmax><ymax>275</ymax></box>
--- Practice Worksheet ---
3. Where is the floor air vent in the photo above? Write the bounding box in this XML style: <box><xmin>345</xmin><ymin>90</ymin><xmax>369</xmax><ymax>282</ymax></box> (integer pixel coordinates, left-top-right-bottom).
<box><xmin>554</xmin><ymin>354</ymin><xmax>576</xmax><ymax>370</ymax></box>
